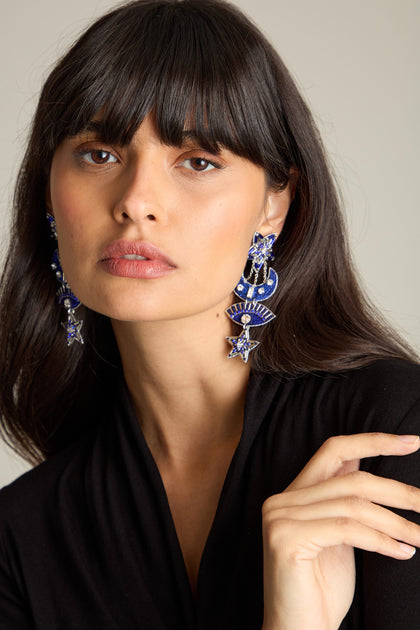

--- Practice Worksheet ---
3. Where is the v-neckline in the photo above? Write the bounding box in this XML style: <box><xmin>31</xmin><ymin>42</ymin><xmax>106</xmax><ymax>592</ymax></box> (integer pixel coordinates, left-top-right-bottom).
<box><xmin>131</xmin><ymin>406</ymin><xmax>246</xmax><ymax>601</ymax></box>
<box><xmin>116</xmin><ymin>368</ymin><xmax>272</xmax><ymax>623</ymax></box>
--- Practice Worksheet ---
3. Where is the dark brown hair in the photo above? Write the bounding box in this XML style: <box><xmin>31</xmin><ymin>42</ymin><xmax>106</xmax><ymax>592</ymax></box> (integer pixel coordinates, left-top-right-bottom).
<box><xmin>0</xmin><ymin>0</ymin><xmax>416</xmax><ymax>465</ymax></box>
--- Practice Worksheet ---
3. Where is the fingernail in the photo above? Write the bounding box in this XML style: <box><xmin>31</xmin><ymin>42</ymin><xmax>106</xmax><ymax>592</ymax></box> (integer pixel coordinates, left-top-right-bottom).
<box><xmin>398</xmin><ymin>543</ymin><xmax>416</xmax><ymax>558</ymax></box>
<box><xmin>398</xmin><ymin>435</ymin><xmax>420</xmax><ymax>444</ymax></box>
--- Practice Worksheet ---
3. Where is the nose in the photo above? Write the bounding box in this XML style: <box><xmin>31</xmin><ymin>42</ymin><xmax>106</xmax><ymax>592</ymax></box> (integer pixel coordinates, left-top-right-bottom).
<box><xmin>112</xmin><ymin>162</ymin><xmax>168</xmax><ymax>225</ymax></box>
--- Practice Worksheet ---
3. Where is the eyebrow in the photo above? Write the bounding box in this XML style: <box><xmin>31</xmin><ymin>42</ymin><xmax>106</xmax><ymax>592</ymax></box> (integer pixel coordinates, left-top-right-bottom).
<box><xmin>180</xmin><ymin>130</ymin><xmax>222</xmax><ymax>153</ymax></box>
<box><xmin>73</xmin><ymin>123</ymin><xmax>222</xmax><ymax>153</ymax></box>
<box><xmin>78</xmin><ymin>120</ymin><xmax>107</xmax><ymax>136</ymax></box>
<box><xmin>77</xmin><ymin>122</ymin><xmax>199</xmax><ymax>139</ymax></box>
<box><xmin>180</xmin><ymin>130</ymin><xmax>199</xmax><ymax>141</ymax></box>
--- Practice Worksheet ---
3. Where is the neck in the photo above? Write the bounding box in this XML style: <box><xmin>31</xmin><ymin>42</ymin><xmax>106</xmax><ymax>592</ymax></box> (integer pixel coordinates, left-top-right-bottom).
<box><xmin>112</xmin><ymin>303</ymin><xmax>250</xmax><ymax>464</ymax></box>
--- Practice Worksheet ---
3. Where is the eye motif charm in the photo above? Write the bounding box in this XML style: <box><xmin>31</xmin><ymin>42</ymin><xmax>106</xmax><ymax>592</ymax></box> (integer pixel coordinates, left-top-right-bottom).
<box><xmin>226</xmin><ymin>232</ymin><xmax>278</xmax><ymax>363</ymax></box>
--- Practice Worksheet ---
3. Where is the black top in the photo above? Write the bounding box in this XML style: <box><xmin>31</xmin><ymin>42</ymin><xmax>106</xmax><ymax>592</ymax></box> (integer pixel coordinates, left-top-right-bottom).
<box><xmin>1</xmin><ymin>359</ymin><xmax>419</xmax><ymax>629</ymax></box>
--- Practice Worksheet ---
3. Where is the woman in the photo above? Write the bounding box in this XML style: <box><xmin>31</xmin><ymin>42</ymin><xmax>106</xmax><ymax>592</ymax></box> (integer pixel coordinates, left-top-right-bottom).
<box><xmin>0</xmin><ymin>0</ymin><xmax>419</xmax><ymax>628</ymax></box>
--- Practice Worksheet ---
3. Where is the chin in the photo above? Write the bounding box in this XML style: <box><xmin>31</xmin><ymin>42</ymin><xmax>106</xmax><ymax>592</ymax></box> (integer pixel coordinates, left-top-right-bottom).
<box><xmin>81</xmin><ymin>280</ymin><xmax>235</xmax><ymax>324</ymax></box>
<box><xmin>86</xmin><ymin>299</ymin><xmax>184</xmax><ymax>323</ymax></box>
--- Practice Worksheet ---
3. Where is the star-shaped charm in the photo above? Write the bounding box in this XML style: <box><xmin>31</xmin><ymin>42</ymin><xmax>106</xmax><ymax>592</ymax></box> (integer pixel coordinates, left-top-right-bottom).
<box><xmin>62</xmin><ymin>318</ymin><xmax>84</xmax><ymax>346</ymax></box>
<box><xmin>226</xmin><ymin>328</ymin><xmax>259</xmax><ymax>363</ymax></box>
<box><xmin>248</xmin><ymin>232</ymin><xmax>277</xmax><ymax>271</ymax></box>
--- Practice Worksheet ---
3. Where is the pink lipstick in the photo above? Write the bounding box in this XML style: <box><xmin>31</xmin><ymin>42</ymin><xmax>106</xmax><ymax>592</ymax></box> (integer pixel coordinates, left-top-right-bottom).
<box><xmin>99</xmin><ymin>240</ymin><xmax>176</xmax><ymax>279</ymax></box>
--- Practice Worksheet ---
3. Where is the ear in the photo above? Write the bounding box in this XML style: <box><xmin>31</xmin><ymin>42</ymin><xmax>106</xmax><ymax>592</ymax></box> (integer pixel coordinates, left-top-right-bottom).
<box><xmin>256</xmin><ymin>173</ymin><xmax>297</xmax><ymax>237</ymax></box>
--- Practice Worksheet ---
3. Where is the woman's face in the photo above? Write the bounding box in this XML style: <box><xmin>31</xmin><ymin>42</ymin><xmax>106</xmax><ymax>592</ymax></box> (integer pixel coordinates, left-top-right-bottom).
<box><xmin>48</xmin><ymin>115</ymin><xmax>291</xmax><ymax>324</ymax></box>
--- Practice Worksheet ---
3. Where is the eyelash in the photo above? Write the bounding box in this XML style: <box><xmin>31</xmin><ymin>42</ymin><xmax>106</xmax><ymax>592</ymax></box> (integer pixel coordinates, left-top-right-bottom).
<box><xmin>179</xmin><ymin>157</ymin><xmax>223</xmax><ymax>172</ymax></box>
<box><xmin>74</xmin><ymin>147</ymin><xmax>223</xmax><ymax>172</ymax></box>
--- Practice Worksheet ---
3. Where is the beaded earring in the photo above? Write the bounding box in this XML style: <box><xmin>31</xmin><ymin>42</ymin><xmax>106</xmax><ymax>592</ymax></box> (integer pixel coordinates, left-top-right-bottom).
<box><xmin>47</xmin><ymin>213</ymin><xmax>84</xmax><ymax>346</ymax></box>
<box><xmin>225</xmin><ymin>232</ymin><xmax>278</xmax><ymax>362</ymax></box>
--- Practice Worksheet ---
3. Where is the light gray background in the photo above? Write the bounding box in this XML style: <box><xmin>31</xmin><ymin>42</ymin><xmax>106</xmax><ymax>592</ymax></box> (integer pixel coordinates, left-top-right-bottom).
<box><xmin>1</xmin><ymin>0</ymin><xmax>419</xmax><ymax>486</ymax></box>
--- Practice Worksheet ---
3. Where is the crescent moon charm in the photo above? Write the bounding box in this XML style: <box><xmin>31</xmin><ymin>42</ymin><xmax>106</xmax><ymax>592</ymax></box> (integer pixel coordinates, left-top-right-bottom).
<box><xmin>233</xmin><ymin>266</ymin><xmax>278</xmax><ymax>302</ymax></box>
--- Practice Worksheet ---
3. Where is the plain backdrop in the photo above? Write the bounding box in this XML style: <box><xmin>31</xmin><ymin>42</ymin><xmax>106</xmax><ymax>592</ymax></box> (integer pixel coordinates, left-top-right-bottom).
<box><xmin>0</xmin><ymin>0</ymin><xmax>419</xmax><ymax>486</ymax></box>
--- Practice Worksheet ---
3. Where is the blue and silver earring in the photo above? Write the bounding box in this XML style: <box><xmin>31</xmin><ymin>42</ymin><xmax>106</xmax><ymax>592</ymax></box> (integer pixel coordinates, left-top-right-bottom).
<box><xmin>46</xmin><ymin>213</ymin><xmax>84</xmax><ymax>346</ymax></box>
<box><xmin>225</xmin><ymin>232</ymin><xmax>278</xmax><ymax>363</ymax></box>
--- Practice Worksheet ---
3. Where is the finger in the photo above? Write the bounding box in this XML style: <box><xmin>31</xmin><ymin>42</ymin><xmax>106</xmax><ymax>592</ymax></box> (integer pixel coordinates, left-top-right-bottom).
<box><xmin>264</xmin><ymin>516</ymin><xmax>417</xmax><ymax>562</ymax></box>
<box><xmin>263</xmin><ymin>496</ymin><xmax>420</xmax><ymax>550</ymax></box>
<box><xmin>288</xmin><ymin>433</ymin><xmax>420</xmax><ymax>490</ymax></box>
<box><xmin>267</xmin><ymin>470</ymin><xmax>420</xmax><ymax>513</ymax></box>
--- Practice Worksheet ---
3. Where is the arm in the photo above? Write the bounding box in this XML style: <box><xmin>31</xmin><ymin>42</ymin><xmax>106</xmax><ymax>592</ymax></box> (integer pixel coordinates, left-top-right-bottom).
<box><xmin>0</xmin><ymin>503</ymin><xmax>35</xmax><ymax>629</ymax></box>
<box><xmin>261</xmin><ymin>433</ymin><xmax>420</xmax><ymax>630</ymax></box>
<box><xmin>360</xmin><ymin>403</ymin><xmax>420</xmax><ymax>629</ymax></box>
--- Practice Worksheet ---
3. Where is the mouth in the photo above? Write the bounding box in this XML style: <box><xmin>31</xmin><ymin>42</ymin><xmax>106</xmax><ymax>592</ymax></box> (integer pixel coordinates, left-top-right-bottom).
<box><xmin>99</xmin><ymin>240</ymin><xmax>176</xmax><ymax>279</ymax></box>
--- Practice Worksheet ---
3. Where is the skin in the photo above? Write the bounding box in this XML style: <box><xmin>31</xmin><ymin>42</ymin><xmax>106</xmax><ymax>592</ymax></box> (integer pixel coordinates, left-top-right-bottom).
<box><xmin>48</xmin><ymin>115</ymin><xmax>420</xmax><ymax>626</ymax></box>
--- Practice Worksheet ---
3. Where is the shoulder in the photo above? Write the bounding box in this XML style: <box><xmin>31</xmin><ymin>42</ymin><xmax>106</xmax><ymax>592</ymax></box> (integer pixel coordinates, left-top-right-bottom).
<box><xmin>253</xmin><ymin>358</ymin><xmax>420</xmax><ymax>435</ymax></box>
<box><xmin>333</xmin><ymin>358</ymin><xmax>420</xmax><ymax>400</ymax></box>
<box><xmin>0</xmin><ymin>442</ymin><xmax>83</xmax><ymax>595</ymax></box>
<box><xmin>251</xmin><ymin>359</ymin><xmax>420</xmax><ymax>490</ymax></box>
<box><xmin>256</xmin><ymin>356</ymin><xmax>420</xmax><ymax>400</ymax></box>
<box><xmin>331</xmin><ymin>358</ymin><xmax>420</xmax><ymax>433</ymax></box>
<box><xmin>0</xmin><ymin>438</ymin><xmax>90</xmax><ymax>528</ymax></box>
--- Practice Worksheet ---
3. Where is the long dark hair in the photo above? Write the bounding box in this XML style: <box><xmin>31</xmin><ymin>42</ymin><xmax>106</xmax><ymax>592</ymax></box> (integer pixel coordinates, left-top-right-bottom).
<box><xmin>0</xmin><ymin>0</ymin><xmax>416</xmax><ymax>465</ymax></box>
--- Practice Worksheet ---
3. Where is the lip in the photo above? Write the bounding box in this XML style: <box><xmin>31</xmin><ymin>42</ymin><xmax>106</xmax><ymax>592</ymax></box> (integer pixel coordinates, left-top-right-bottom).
<box><xmin>98</xmin><ymin>239</ymin><xmax>177</xmax><ymax>279</ymax></box>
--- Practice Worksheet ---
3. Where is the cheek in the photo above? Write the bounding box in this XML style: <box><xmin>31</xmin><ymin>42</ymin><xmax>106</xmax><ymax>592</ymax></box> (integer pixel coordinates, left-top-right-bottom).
<box><xmin>50</xmin><ymin>178</ymin><xmax>99</xmax><ymax>257</ymax></box>
<box><xmin>187</xmin><ymin>190</ymin><xmax>265</xmax><ymax>291</ymax></box>
<box><xmin>202</xmin><ymin>185</ymin><xmax>266</xmax><ymax>250</ymax></box>
<box><xmin>50</xmin><ymin>154</ymin><xmax>95</xmax><ymax>227</ymax></box>
<box><xmin>52</xmin><ymin>184</ymin><xmax>86</xmax><ymax>226</ymax></box>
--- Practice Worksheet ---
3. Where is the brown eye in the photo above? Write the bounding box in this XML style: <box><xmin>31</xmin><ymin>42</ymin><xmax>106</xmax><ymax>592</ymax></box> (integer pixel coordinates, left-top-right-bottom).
<box><xmin>190</xmin><ymin>157</ymin><xmax>211</xmax><ymax>171</ymax></box>
<box><xmin>180</xmin><ymin>157</ymin><xmax>218</xmax><ymax>172</ymax></box>
<box><xmin>88</xmin><ymin>150</ymin><xmax>115</xmax><ymax>164</ymax></box>
<box><xmin>78</xmin><ymin>149</ymin><xmax>118</xmax><ymax>165</ymax></box>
